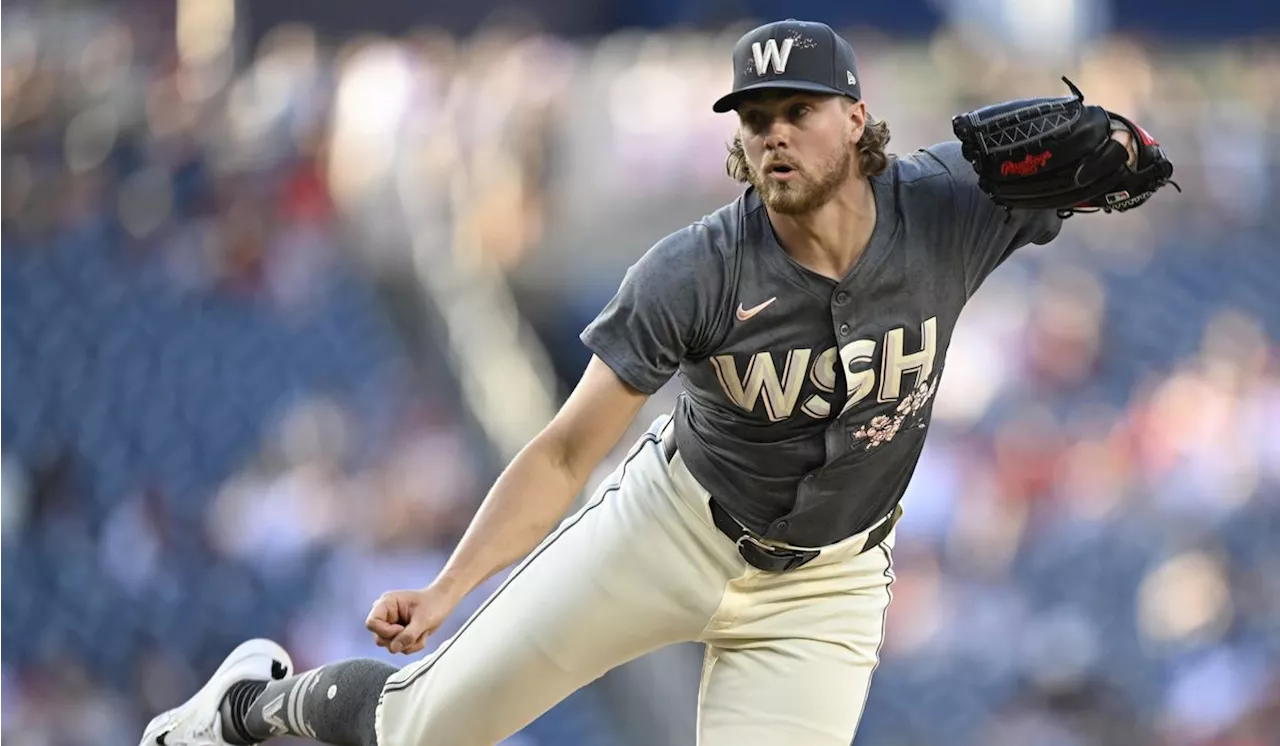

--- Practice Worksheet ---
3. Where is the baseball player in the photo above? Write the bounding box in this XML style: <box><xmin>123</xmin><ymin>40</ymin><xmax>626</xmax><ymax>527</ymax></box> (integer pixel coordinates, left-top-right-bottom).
<box><xmin>142</xmin><ymin>19</ymin><xmax>1175</xmax><ymax>746</ymax></box>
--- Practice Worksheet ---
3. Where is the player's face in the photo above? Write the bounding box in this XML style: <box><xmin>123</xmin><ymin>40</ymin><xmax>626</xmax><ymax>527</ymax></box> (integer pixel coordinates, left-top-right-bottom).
<box><xmin>736</xmin><ymin>93</ymin><xmax>859</xmax><ymax>215</ymax></box>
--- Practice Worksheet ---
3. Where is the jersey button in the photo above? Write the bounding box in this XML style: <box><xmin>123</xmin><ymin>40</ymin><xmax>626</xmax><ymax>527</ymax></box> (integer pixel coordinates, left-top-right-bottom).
<box><xmin>776</xmin><ymin>520</ymin><xmax>790</xmax><ymax>531</ymax></box>
<box><xmin>835</xmin><ymin>291</ymin><xmax>849</xmax><ymax>305</ymax></box>
<box><xmin>839</xmin><ymin>323</ymin><xmax>851</xmax><ymax>336</ymax></box>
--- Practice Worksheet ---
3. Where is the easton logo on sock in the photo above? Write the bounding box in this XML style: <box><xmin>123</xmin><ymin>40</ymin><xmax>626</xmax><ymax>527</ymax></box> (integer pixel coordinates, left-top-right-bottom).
<box><xmin>261</xmin><ymin>693</ymin><xmax>288</xmax><ymax>735</ymax></box>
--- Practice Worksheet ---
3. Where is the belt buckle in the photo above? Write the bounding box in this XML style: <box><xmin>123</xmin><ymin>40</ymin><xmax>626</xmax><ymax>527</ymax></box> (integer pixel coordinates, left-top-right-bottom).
<box><xmin>736</xmin><ymin>534</ymin><xmax>814</xmax><ymax>573</ymax></box>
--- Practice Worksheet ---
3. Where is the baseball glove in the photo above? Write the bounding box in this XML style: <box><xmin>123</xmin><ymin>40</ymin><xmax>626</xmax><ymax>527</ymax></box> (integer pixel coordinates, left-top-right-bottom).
<box><xmin>951</xmin><ymin>77</ymin><xmax>1178</xmax><ymax>218</ymax></box>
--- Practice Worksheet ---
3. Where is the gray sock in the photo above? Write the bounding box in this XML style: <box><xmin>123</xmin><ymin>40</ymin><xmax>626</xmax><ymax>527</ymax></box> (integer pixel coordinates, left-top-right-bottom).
<box><xmin>220</xmin><ymin>659</ymin><xmax>397</xmax><ymax>746</ymax></box>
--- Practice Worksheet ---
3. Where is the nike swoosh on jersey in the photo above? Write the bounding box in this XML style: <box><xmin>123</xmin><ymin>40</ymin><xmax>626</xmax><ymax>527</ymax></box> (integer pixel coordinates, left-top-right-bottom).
<box><xmin>736</xmin><ymin>297</ymin><xmax>777</xmax><ymax>321</ymax></box>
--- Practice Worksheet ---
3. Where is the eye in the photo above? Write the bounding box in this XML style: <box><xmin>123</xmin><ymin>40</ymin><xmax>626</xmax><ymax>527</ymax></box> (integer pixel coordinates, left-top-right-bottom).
<box><xmin>789</xmin><ymin>103</ymin><xmax>811</xmax><ymax>121</ymax></box>
<box><xmin>742</xmin><ymin>111</ymin><xmax>768</xmax><ymax>133</ymax></box>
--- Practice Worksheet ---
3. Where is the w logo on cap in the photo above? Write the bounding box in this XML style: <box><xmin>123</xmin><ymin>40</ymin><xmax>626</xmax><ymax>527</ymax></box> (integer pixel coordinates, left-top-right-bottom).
<box><xmin>751</xmin><ymin>38</ymin><xmax>794</xmax><ymax>76</ymax></box>
<box><xmin>711</xmin><ymin>21</ymin><xmax>861</xmax><ymax>113</ymax></box>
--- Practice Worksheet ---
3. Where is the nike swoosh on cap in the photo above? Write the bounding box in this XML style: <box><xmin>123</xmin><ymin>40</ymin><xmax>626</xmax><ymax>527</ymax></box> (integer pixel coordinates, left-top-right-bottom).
<box><xmin>736</xmin><ymin>297</ymin><xmax>777</xmax><ymax>321</ymax></box>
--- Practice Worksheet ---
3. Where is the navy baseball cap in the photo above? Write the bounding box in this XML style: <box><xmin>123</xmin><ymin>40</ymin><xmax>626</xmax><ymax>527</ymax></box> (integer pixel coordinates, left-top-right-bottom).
<box><xmin>712</xmin><ymin>19</ymin><xmax>862</xmax><ymax>113</ymax></box>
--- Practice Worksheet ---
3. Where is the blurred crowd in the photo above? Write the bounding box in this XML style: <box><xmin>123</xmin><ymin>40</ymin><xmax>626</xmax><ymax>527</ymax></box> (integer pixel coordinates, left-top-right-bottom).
<box><xmin>3</xmin><ymin>2</ymin><xmax>1280</xmax><ymax>746</ymax></box>
<box><xmin>0</xmin><ymin>3</ymin><xmax>577</xmax><ymax>743</ymax></box>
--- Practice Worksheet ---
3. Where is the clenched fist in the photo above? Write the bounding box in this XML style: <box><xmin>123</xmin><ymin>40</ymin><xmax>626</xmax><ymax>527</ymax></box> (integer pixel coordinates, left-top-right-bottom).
<box><xmin>365</xmin><ymin>585</ymin><xmax>458</xmax><ymax>655</ymax></box>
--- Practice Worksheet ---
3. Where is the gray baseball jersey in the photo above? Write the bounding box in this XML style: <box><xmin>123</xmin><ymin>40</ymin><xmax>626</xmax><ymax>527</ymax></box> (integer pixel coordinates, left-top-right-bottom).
<box><xmin>581</xmin><ymin>141</ymin><xmax>1061</xmax><ymax>547</ymax></box>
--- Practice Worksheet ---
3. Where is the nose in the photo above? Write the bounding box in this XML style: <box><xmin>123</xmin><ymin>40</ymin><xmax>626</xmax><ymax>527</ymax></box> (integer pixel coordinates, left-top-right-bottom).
<box><xmin>761</xmin><ymin>117</ymin><xmax>792</xmax><ymax>151</ymax></box>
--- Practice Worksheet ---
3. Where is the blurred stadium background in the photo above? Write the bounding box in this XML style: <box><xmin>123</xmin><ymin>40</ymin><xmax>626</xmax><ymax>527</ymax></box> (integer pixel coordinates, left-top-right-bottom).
<box><xmin>2</xmin><ymin>0</ymin><xmax>1278</xmax><ymax>744</ymax></box>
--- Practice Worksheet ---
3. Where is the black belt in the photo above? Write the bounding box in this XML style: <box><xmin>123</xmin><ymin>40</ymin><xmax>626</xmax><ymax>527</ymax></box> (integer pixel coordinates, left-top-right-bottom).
<box><xmin>660</xmin><ymin>424</ymin><xmax>900</xmax><ymax>573</ymax></box>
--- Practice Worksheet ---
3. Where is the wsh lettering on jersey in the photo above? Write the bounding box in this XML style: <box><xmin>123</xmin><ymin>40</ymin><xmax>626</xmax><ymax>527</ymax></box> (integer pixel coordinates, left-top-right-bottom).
<box><xmin>709</xmin><ymin>318</ymin><xmax>938</xmax><ymax>426</ymax></box>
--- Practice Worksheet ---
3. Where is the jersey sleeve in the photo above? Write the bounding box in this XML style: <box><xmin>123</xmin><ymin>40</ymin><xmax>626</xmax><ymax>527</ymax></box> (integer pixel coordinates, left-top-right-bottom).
<box><xmin>927</xmin><ymin>141</ymin><xmax>1063</xmax><ymax>297</ymax></box>
<box><xmin>579</xmin><ymin>224</ymin><xmax>727</xmax><ymax>395</ymax></box>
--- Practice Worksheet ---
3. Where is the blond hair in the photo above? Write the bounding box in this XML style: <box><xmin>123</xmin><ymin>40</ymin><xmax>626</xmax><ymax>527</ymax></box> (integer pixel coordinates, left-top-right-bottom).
<box><xmin>725</xmin><ymin>116</ymin><xmax>892</xmax><ymax>183</ymax></box>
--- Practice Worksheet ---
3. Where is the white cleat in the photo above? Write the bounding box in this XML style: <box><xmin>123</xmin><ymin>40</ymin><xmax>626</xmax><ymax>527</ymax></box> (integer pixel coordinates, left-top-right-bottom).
<box><xmin>140</xmin><ymin>638</ymin><xmax>293</xmax><ymax>746</ymax></box>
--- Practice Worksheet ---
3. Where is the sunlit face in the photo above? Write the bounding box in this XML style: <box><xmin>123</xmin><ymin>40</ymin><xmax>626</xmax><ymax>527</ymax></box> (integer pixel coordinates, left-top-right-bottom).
<box><xmin>736</xmin><ymin>92</ymin><xmax>864</xmax><ymax>215</ymax></box>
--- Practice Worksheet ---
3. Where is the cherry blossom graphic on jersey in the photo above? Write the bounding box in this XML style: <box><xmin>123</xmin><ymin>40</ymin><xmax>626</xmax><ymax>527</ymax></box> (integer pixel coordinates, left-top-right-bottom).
<box><xmin>850</xmin><ymin>376</ymin><xmax>938</xmax><ymax>451</ymax></box>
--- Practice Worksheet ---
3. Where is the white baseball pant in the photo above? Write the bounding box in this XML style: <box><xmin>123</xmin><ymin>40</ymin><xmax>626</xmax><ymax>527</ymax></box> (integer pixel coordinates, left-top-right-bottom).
<box><xmin>376</xmin><ymin>414</ymin><xmax>897</xmax><ymax>746</ymax></box>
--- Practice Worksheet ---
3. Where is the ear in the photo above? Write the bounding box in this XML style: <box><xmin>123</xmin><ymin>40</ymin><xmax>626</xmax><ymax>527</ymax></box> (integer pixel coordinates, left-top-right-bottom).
<box><xmin>845</xmin><ymin>99</ymin><xmax>867</xmax><ymax>139</ymax></box>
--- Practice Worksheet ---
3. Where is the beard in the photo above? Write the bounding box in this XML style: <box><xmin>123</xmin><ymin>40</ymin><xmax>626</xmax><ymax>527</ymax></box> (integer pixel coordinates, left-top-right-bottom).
<box><xmin>747</xmin><ymin>145</ymin><xmax>854</xmax><ymax>215</ymax></box>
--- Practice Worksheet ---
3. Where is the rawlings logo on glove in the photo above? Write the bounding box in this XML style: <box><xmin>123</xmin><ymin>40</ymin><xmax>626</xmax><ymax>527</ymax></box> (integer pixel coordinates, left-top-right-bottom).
<box><xmin>1001</xmin><ymin>151</ymin><xmax>1053</xmax><ymax>176</ymax></box>
<box><xmin>951</xmin><ymin>77</ymin><xmax>1179</xmax><ymax>217</ymax></box>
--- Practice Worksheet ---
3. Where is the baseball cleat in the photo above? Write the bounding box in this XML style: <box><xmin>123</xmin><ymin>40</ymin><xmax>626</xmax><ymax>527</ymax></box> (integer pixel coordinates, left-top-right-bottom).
<box><xmin>139</xmin><ymin>638</ymin><xmax>292</xmax><ymax>745</ymax></box>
